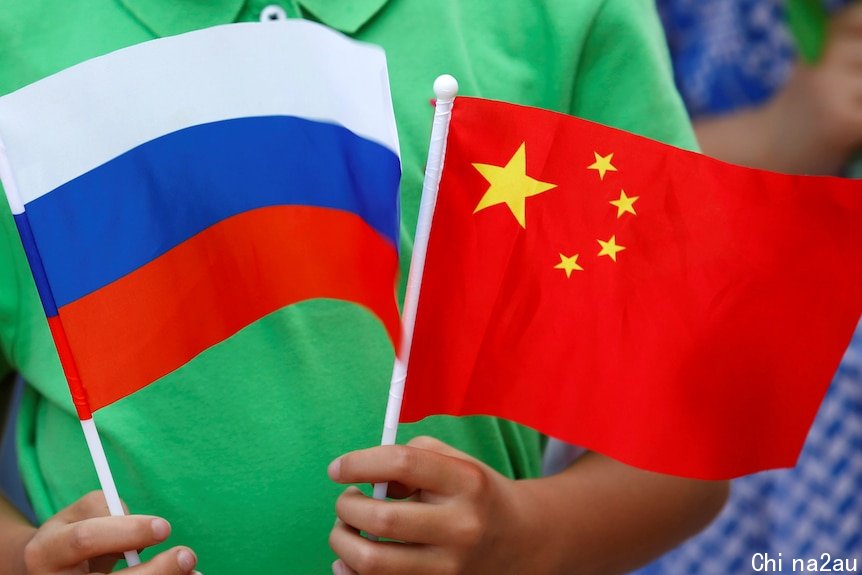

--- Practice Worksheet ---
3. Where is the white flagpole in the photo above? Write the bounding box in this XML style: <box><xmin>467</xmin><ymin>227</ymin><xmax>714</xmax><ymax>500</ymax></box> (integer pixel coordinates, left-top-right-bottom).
<box><xmin>79</xmin><ymin>419</ymin><xmax>141</xmax><ymax>566</ymax></box>
<box><xmin>372</xmin><ymin>74</ymin><xmax>459</xmax><ymax>503</ymax></box>
<box><xmin>0</xmin><ymin>139</ymin><xmax>141</xmax><ymax>567</ymax></box>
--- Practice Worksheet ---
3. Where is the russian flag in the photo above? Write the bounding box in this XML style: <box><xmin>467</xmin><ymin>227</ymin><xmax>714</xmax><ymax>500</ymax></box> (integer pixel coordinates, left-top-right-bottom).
<box><xmin>0</xmin><ymin>21</ymin><xmax>402</xmax><ymax>419</ymax></box>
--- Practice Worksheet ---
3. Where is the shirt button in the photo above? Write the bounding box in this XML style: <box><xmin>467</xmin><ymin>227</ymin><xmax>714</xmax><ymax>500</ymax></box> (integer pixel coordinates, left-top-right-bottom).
<box><xmin>260</xmin><ymin>5</ymin><xmax>288</xmax><ymax>22</ymax></box>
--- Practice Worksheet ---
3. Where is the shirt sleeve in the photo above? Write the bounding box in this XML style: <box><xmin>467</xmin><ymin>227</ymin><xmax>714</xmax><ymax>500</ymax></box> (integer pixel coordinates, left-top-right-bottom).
<box><xmin>570</xmin><ymin>0</ymin><xmax>699</xmax><ymax>152</ymax></box>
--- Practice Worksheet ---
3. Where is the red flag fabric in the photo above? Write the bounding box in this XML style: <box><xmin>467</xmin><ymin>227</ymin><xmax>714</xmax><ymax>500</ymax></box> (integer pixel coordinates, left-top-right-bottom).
<box><xmin>402</xmin><ymin>96</ymin><xmax>862</xmax><ymax>480</ymax></box>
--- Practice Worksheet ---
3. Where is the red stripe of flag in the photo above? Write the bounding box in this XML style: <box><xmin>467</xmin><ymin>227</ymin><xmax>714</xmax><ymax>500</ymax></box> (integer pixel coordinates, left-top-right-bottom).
<box><xmin>58</xmin><ymin>205</ymin><xmax>400</xmax><ymax>411</ymax></box>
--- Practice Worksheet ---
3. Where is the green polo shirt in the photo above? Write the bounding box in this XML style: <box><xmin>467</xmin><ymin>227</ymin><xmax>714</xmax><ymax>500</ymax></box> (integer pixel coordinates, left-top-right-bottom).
<box><xmin>0</xmin><ymin>1</ymin><xmax>696</xmax><ymax>572</ymax></box>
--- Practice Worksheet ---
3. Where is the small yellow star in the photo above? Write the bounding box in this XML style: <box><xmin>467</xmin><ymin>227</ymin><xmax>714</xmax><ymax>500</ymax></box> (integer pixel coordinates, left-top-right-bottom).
<box><xmin>473</xmin><ymin>143</ymin><xmax>557</xmax><ymax>228</ymax></box>
<box><xmin>587</xmin><ymin>152</ymin><xmax>617</xmax><ymax>180</ymax></box>
<box><xmin>597</xmin><ymin>235</ymin><xmax>626</xmax><ymax>262</ymax></box>
<box><xmin>609</xmin><ymin>189</ymin><xmax>639</xmax><ymax>218</ymax></box>
<box><xmin>554</xmin><ymin>253</ymin><xmax>584</xmax><ymax>278</ymax></box>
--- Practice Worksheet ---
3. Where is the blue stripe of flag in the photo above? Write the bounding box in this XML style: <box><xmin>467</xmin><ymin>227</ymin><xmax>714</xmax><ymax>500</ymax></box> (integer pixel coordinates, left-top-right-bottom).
<box><xmin>12</xmin><ymin>213</ymin><xmax>58</xmax><ymax>317</ymax></box>
<box><xmin>24</xmin><ymin>116</ymin><xmax>401</xmax><ymax>308</ymax></box>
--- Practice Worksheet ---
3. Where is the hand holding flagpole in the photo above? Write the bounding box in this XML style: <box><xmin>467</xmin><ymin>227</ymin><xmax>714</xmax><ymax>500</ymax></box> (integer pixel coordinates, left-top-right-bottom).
<box><xmin>372</xmin><ymin>75</ymin><xmax>459</xmax><ymax>505</ymax></box>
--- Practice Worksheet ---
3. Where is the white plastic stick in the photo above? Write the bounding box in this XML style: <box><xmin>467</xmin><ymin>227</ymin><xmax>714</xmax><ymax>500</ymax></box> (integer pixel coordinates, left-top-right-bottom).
<box><xmin>81</xmin><ymin>419</ymin><xmax>142</xmax><ymax>567</ymax></box>
<box><xmin>372</xmin><ymin>75</ymin><xmax>459</xmax><ymax>503</ymax></box>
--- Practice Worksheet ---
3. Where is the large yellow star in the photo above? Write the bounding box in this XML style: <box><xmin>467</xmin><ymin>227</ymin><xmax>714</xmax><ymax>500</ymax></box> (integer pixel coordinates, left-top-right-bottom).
<box><xmin>609</xmin><ymin>189</ymin><xmax>639</xmax><ymax>218</ymax></box>
<box><xmin>473</xmin><ymin>143</ymin><xmax>557</xmax><ymax>228</ymax></box>
<box><xmin>597</xmin><ymin>235</ymin><xmax>625</xmax><ymax>262</ymax></box>
<box><xmin>587</xmin><ymin>152</ymin><xmax>617</xmax><ymax>180</ymax></box>
<box><xmin>554</xmin><ymin>253</ymin><xmax>584</xmax><ymax>278</ymax></box>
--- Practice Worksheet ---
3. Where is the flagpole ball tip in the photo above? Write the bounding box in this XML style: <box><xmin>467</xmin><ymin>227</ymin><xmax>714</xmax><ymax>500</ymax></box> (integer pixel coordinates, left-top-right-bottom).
<box><xmin>433</xmin><ymin>75</ymin><xmax>459</xmax><ymax>101</ymax></box>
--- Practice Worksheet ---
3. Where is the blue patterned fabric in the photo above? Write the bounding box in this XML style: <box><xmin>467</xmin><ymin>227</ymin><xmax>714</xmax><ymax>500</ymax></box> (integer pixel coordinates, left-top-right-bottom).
<box><xmin>634</xmin><ymin>2</ymin><xmax>861</xmax><ymax>573</ymax></box>
<box><xmin>658</xmin><ymin>0</ymin><xmax>796</xmax><ymax>117</ymax></box>
<box><xmin>658</xmin><ymin>0</ymin><xmax>853</xmax><ymax>118</ymax></box>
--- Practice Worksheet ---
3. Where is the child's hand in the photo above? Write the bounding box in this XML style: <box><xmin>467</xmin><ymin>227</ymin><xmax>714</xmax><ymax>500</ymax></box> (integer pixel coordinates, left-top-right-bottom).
<box><xmin>766</xmin><ymin>2</ymin><xmax>862</xmax><ymax>174</ymax></box>
<box><xmin>327</xmin><ymin>436</ymin><xmax>544</xmax><ymax>575</ymax></box>
<box><xmin>694</xmin><ymin>3</ymin><xmax>862</xmax><ymax>175</ymax></box>
<box><xmin>19</xmin><ymin>490</ymin><xmax>199</xmax><ymax>575</ymax></box>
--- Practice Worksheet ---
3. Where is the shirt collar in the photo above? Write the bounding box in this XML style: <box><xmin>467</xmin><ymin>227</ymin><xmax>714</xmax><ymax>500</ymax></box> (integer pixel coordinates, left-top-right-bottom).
<box><xmin>120</xmin><ymin>0</ymin><xmax>246</xmax><ymax>37</ymax></box>
<box><xmin>120</xmin><ymin>0</ymin><xmax>388</xmax><ymax>37</ymax></box>
<box><xmin>298</xmin><ymin>0</ymin><xmax>389</xmax><ymax>34</ymax></box>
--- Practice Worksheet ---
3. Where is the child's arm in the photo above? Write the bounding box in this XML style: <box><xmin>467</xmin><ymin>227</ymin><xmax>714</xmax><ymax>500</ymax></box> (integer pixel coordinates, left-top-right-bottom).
<box><xmin>329</xmin><ymin>436</ymin><xmax>729</xmax><ymax>575</ymax></box>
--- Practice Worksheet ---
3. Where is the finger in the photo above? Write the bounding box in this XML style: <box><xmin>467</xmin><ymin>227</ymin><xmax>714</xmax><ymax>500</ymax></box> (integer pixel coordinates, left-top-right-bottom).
<box><xmin>383</xmin><ymin>481</ymin><xmax>419</xmax><ymax>500</ymax></box>
<box><xmin>119</xmin><ymin>546</ymin><xmax>198</xmax><ymax>574</ymax></box>
<box><xmin>330</xmin><ymin>445</ymin><xmax>478</xmax><ymax>496</ymax></box>
<box><xmin>52</xmin><ymin>490</ymin><xmax>114</xmax><ymax>524</ymax></box>
<box><xmin>329</xmin><ymin>519</ymin><xmax>444</xmax><ymax>575</ymax></box>
<box><xmin>42</xmin><ymin>515</ymin><xmax>171</xmax><ymax>569</ymax></box>
<box><xmin>406</xmin><ymin>436</ymin><xmax>483</xmax><ymax>465</ymax></box>
<box><xmin>336</xmin><ymin>487</ymin><xmax>457</xmax><ymax>545</ymax></box>
<box><xmin>332</xmin><ymin>559</ymin><xmax>358</xmax><ymax>575</ymax></box>
<box><xmin>405</xmin><ymin>436</ymin><xmax>497</xmax><ymax>490</ymax></box>
<box><xmin>90</xmin><ymin>552</ymin><xmax>126</xmax><ymax>575</ymax></box>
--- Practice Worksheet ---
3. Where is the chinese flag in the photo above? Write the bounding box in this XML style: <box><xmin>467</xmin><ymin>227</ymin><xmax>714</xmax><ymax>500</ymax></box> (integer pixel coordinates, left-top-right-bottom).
<box><xmin>402</xmin><ymin>97</ymin><xmax>862</xmax><ymax>480</ymax></box>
